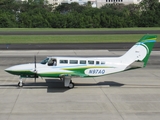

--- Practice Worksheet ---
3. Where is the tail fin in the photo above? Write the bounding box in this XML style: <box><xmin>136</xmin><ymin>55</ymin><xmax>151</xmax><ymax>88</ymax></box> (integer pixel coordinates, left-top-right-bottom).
<box><xmin>121</xmin><ymin>34</ymin><xmax>157</xmax><ymax>67</ymax></box>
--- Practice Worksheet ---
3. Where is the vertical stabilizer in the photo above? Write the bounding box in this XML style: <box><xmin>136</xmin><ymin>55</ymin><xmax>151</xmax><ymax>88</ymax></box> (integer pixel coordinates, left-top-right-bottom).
<box><xmin>121</xmin><ymin>35</ymin><xmax>157</xmax><ymax>67</ymax></box>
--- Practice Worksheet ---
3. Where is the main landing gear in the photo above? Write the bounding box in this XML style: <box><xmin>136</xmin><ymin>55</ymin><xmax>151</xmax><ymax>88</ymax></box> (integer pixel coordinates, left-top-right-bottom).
<box><xmin>62</xmin><ymin>76</ymin><xmax>75</xmax><ymax>89</ymax></box>
<box><xmin>68</xmin><ymin>81</ymin><xmax>74</xmax><ymax>89</ymax></box>
<box><xmin>17</xmin><ymin>76</ymin><xmax>75</xmax><ymax>89</ymax></box>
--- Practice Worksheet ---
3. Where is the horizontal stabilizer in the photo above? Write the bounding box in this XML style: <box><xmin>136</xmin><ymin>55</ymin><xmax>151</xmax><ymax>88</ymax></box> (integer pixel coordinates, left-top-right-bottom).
<box><xmin>126</xmin><ymin>61</ymin><xmax>144</xmax><ymax>70</ymax></box>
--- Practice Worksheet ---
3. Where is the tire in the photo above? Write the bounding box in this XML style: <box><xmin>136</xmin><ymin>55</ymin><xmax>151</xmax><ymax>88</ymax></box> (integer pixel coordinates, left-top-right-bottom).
<box><xmin>18</xmin><ymin>82</ymin><xmax>23</xmax><ymax>87</ymax></box>
<box><xmin>68</xmin><ymin>82</ymin><xmax>74</xmax><ymax>89</ymax></box>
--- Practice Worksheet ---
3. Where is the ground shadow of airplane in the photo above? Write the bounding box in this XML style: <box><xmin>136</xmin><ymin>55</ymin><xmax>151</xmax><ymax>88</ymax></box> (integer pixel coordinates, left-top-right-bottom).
<box><xmin>0</xmin><ymin>79</ymin><xmax>124</xmax><ymax>93</ymax></box>
<box><xmin>75</xmin><ymin>81</ymin><xmax>124</xmax><ymax>87</ymax></box>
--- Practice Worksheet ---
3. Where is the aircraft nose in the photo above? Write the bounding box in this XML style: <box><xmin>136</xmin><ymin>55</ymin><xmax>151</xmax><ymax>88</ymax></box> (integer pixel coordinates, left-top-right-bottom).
<box><xmin>5</xmin><ymin>64</ymin><xmax>35</xmax><ymax>76</ymax></box>
<box><xmin>5</xmin><ymin>66</ymin><xmax>20</xmax><ymax>75</ymax></box>
<box><xmin>5</xmin><ymin>67</ymin><xmax>13</xmax><ymax>73</ymax></box>
<box><xmin>5</xmin><ymin>67</ymin><xmax>10</xmax><ymax>71</ymax></box>
<box><xmin>5</xmin><ymin>64</ymin><xmax>23</xmax><ymax>72</ymax></box>
<box><xmin>5</xmin><ymin>66</ymin><xmax>23</xmax><ymax>75</ymax></box>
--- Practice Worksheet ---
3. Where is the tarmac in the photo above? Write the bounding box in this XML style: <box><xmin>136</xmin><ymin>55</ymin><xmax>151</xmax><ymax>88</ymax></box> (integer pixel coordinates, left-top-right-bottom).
<box><xmin>0</xmin><ymin>50</ymin><xmax>160</xmax><ymax>120</ymax></box>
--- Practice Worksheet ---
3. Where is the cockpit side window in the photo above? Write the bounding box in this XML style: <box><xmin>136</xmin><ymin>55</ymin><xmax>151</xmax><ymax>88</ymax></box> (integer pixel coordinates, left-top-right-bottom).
<box><xmin>53</xmin><ymin>59</ymin><xmax>57</xmax><ymax>66</ymax></box>
<box><xmin>48</xmin><ymin>59</ymin><xmax>57</xmax><ymax>66</ymax></box>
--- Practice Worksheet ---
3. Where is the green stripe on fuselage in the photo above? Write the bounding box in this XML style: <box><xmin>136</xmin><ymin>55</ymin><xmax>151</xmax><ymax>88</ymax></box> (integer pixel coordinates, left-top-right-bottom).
<box><xmin>5</xmin><ymin>70</ymin><xmax>34</xmax><ymax>76</ymax></box>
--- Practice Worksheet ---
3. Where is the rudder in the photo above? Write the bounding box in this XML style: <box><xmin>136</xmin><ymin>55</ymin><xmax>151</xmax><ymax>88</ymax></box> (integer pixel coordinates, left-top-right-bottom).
<box><xmin>121</xmin><ymin>34</ymin><xmax>157</xmax><ymax>67</ymax></box>
<box><xmin>137</xmin><ymin>35</ymin><xmax>156</xmax><ymax>67</ymax></box>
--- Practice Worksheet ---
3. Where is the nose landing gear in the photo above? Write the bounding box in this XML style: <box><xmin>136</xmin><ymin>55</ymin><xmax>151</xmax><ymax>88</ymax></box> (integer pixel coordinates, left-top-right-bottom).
<box><xmin>18</xmin><ymin>77</ymin><xmax>24</xmax><ymax>87</ymax></box>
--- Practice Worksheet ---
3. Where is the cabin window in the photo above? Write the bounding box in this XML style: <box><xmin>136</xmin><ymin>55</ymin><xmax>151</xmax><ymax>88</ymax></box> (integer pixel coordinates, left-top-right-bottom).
<box><xmin>80</xmin><ymin>60</ymin><xmax>86</xmax><ymax>64</ymax></box>
<box><xmin>88</xmin><ymin>60</ymin><xmax>94</xmax><ymax>64</ymax></box>
<box><xmin>96</xmin><ymin>61</ymin><xmax>100</xmax><ymax>65</ymax></box>
<box><xmin>60</xmin><ymin>60</ymin><xmax>68</xmax><ymax>64</ymax></box>
<box><xmin>70</xmin><ymin>60</ymin><xmax>78</xmax><ymax>64</ymax></box>
<box><xmin>101</xmin><ymin>61</ymin><xmax>105</xmax><ymax>65</ymax></box>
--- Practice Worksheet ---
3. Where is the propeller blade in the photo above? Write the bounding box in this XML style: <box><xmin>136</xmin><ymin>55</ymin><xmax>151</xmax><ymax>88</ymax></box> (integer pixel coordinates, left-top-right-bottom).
<box><xmin>34</xmin><ymin>55</ymin><xmax>37</xmax><ymax>83</ymax></box>
<box><xmin>34</xmin><ymin>76</ymin><xmax>36</xmax><ymax>83</ymax></box>
<box><xmin>34</xmin><ymin>55</ymin><xmax>36</xmax><ymax>70</ymax></box>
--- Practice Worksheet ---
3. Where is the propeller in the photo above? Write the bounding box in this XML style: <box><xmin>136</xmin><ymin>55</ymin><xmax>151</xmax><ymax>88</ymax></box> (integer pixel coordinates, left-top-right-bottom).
<box><xmin>34</xmin><ymin>55</ymin><xmax>37</xmax><ymax>83</ymax></box>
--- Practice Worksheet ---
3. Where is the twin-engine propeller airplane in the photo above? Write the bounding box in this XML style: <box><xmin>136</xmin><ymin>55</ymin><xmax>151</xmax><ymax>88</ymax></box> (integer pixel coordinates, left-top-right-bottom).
<box><xmin>5</xmin><ymin>35</ymin><xmax>157</xmax><ymax>89</ymax></box>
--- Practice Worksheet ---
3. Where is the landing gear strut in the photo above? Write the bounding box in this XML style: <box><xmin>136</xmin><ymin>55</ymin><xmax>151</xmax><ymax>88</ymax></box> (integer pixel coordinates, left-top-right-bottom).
<box><xmin>18</xmin><ymin>82</ymin><xmax>24</xmax><ymax>87</ymax></box>
<box><xmin>62</xmin><ymin>76</ymin><xmax>75</xmax><ymax>89</ymax></box>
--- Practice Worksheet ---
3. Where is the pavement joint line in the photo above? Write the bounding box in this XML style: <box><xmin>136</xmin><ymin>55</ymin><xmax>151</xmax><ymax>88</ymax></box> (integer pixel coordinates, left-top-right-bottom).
<box><xmin>73</xmin><ymin>50</ymin><xmax>78</xmax><ymax>56</ymax></box>
<box><xmin>92</xmin><ymin>77</ymin><xmax>124</xmax><ymax>120</ymax></box>
<box><xmin>109</xmin><ymin>51</ymin><xmax>118</xmax><ymax>56</ymax></box>
<box><xmin>7</xmin><ymin>86</ymin><xmax>22</xmax><ymax>120</ymax></box>
<box><xmin>100</xmin><ymin>87</ymin><xmax>125</xmax><ymax>120</ymax></box>
<box><xmin>36</xmin><ymin>51</ymin><xmax>40</xmax><ymax>56</ymax></box>
<box><xmin>152</xmin><ymin>73</ymin><xmax>160</xmax><ymax>78</ymax></box>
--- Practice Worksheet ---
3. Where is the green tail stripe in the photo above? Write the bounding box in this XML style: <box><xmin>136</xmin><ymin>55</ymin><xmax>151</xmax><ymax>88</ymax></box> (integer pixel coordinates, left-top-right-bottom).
<box><xmin>137</xmin><ymin>34</ymin><xmax>157</xmax><ymax>67</ymax></box>
<box><xmin>138</xmin><ymin>34</ymin><xmax>157</xmax><ymax>42</ymax></box>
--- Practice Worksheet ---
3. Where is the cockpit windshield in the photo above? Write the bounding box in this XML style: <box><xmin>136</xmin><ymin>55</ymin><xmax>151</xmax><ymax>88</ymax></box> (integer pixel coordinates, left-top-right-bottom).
<box><xmin>40</xmin><ymin>58</ymin><xmax>49</xmax><ymax>64</ymax></box>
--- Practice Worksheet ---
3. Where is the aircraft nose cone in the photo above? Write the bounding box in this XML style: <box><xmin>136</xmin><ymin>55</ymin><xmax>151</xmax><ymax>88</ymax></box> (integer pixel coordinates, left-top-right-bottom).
<box><xmin>5</xmin><ymin>64</ymin><xmax>36</xmax><ymax>76</ymax></box>
<box><xmin>5</xmin><ymin>67</ymin><xmax>11</xmax><ymax>72</ymax></box>
<box><xmin>5</xmin><ymin>67</ymin><xmax>13</xmax><ymax>73</ymax></box>
<box><xmin>5</xmin><ymin>66</ymin><xmax>22</xmax><ymax>75</ymax></box>
<box><xmin>5</xmin><ymin>66</ymin><xmax>20</xmax><ymax>75</ymax></box>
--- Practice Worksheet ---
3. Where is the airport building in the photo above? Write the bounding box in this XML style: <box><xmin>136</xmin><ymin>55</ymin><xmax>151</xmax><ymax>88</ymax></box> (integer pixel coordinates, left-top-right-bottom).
<box><xmin>97</xmin><ymin>0</ymin><xmax>142</xmax><ymax>8</ymax></box>
<box><xmin>48</xmin><ymin>0</ymin><xmax>142</xmax><ymax>8</ymax></box>
<box><xmin>16</xmin><ymin>0</ymin><xmax>160</xmax><ymax>8</ymax></box>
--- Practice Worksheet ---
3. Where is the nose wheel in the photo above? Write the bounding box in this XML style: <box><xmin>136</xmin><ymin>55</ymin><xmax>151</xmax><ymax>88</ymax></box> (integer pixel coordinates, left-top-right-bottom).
<box><xmin>18</xmin><ymin>82</ymin><xmax>24</xmax><ymax>87</ymax></box>
<box><xmin>18</xmin><ymin>77</ymin><xmax>24</xmax><ymax>87</ymax></box>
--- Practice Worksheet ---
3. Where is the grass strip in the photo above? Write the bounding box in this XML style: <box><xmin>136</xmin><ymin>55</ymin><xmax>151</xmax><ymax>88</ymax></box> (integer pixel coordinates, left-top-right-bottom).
<box><xmin>0</xmin><ymin>28</ymin><xmax>160</xmax><ymax>31</ymax></box>
<box><xmin>0</xmin><ymin>34</ymin><xmax>159</xmax><ymax>44</ymax></box>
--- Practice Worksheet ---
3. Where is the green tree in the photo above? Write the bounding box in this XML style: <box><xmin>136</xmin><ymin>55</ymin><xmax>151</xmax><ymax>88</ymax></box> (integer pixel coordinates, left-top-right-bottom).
<box><xmin>138</xmin><ymin>0</ymin><xmax>160</xmax><ymax>27</ymax></box>
<box><xmin>0</xmin><ymin>11</ymin><xmax>17</xmax><ymax>27</ymax></box>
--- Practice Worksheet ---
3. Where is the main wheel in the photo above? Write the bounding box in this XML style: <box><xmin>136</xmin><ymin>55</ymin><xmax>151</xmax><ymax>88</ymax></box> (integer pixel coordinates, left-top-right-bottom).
<box><xmin>18</xmin><ymin>82</ymin><xmax>23</xmax><ymax>87</ymax></box>
<box><xmin>68</xmin><ymin>82</ymin><xmax>74</xmax><ymax>89</ymax></box>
